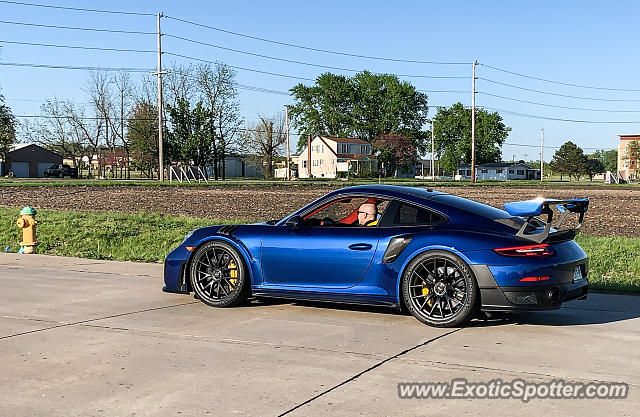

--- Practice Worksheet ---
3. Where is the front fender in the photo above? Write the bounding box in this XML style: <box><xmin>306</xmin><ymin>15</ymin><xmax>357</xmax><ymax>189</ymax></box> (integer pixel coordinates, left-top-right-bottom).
<box><xmin>189</xmin><ymin>235</ymin><xmax>258</xmax><ymax>286</ymax></box>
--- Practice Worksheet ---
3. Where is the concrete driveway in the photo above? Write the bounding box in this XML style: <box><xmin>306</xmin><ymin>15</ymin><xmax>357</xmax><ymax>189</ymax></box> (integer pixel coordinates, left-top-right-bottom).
<box><xmin>0</xmin><ymin>253</ymin><xmax>638</xmax><ymax>416</ymax></box>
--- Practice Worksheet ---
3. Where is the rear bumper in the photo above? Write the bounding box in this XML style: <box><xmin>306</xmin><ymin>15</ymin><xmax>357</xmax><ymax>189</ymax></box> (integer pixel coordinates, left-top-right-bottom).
<box><xmin>480</xmin><ymin>280</ymin><xmax>588</xmax><ymax>312</ymax></box>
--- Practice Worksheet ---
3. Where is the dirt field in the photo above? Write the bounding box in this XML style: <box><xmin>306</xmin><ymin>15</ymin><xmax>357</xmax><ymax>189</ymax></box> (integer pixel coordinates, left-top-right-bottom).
<box><xmin>1</xmin><ymin>184</ymin><xmax>639</xmax><ymax>237</ymax></box>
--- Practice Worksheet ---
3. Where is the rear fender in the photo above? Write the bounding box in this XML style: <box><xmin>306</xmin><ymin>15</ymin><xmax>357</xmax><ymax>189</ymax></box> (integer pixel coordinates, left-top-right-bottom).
<box><xmin>395</xmin><ymin>245</ymin><xmax>475</xmax><ymax>303</ymax></box>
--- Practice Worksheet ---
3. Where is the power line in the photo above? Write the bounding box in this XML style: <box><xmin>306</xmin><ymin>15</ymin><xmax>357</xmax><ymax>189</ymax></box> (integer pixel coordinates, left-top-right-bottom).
<box><xmin>0</xmin><ymin>62</ymin><xmax>152</xmax><ymax>72</ymax></box>
<box><xmin>504</xmin><ymin>141</ymin><xmax>616</xmax><ymax>151</ymax></box>
<box><xmin>0</xmin><ymin>39</ymin><xmax>155</xmax><ymax>53</ymax></box>
<box><xmin>166</xmin><ymin>52</ymin><xmax>472</xmax><ymax>95</ymax></box>
<box><xmin>478</xmin><ymin>91</ymin><xmax>640</xmax><ymax>113</ymax></box>
<box><xmin>0</xmin><ymin>19</ymin><xmax>155</xmax><ymax>35</ymax></box>
<box><xmin>164</xmin><ymin>15</ymin><xmax>470</xmax><ymax>66</ymax></box>
<box><xmin>479</xmin><ymin>77</ymin><xmax>640</xmax><ymax>102</ymax></box>
<box><xmin>163</xmin><ymin>33</ymin><xmax>468</xmax><ymax>80</ymax></box>
<box><xmin>480</xmin><ymin>63</ymin><xmax>640</xmax><ymax>92</ymax></box>
<box><xmin>236</xmin><ymin>84</ymin><xmax>290</xmax><ymax>96</ymax></box>
<box><xmin>0</xmin><ymin>0</ymin><xmax>154</xmax><ymax>16</ymax></box>
<box><xmin>505</xmin><ymin>142</ymin><xmax>560</xmax><ymax>149</ymax></box>
<box><xmin>164</xmin><ymin>51</ymin><xmax>314</xmax><ymax>81</ymax></box>
<box><xmin>483</xmin><ymin>106</ymin><xmax>640</xmax><ymax>124</ymax></box>
<box><xmin>0</xmin><ymin>1</ymin><xmax>469</xmax><ymax>65</ymax></box>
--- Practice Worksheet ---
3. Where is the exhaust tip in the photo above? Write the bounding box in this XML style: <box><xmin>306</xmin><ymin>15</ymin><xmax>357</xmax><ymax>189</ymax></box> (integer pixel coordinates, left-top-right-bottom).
<box><xmin>547</xmin><ymin>288</ymin><xmax>561</xmax><ymax>303</ymax></box>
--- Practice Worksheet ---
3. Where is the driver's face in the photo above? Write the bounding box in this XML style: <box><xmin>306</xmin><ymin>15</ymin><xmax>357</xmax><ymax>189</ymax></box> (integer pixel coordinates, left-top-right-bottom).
<box><xmin>357</xmin><ymin>203</ymin><xmax>377</xmax><ymax>225</ymax></box>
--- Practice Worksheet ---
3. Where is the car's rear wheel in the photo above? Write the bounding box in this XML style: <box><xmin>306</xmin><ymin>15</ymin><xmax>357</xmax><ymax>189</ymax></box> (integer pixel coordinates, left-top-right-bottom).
<box><xmin>402</xmin><ymin>250</ymin><xmax>478</xmax><ymax>327</ymax></box>
<box><xmin>189</xmin><ymin>240</ymin><xmax>249</xmax><ymax>307</ymax></box>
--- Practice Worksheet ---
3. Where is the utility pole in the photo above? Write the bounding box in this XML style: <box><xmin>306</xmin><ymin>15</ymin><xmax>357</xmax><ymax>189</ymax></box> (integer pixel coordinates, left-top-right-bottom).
<box><xmin>471</xmin><ymin>60</ymin><xmax>477</xmax><ymax>183</ymax></box>
<box><xmin>540</xmin><ymin>127</ymin><xmax>545</xmax><ymax>181</ymax></box>
<box><xmin>152</xmin><ymin>13</ymin><xmax>168</xmax><ymax>182</ymax></box>
<box><xmin>431</xmin><ymin>119</ymin><xmax>435</xmax><ymax>178</ymax></box>
<box><xmin>285</xmin><ymin>106</ymin><xmax>291</xmax><ymax>180</ymax></box>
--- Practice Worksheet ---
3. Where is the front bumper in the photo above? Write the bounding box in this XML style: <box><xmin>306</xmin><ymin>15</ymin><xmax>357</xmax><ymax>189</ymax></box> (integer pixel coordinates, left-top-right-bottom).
<box><xmin>163</xmin><ymin>245</ymin><xmax>191</xmax><ymax>294</ymax></box>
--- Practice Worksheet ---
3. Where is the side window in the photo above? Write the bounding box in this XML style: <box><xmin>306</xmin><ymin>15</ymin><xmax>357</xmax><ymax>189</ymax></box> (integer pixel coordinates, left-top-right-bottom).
<box><xmin>304</xmin><ymin>197</ymin><xmax>389</xmax><ymax>227</ymax></box>
<box><xmin>383</xmin><ymin>201</ymin><xmax>446</xmax><ymax>226</ymax></box>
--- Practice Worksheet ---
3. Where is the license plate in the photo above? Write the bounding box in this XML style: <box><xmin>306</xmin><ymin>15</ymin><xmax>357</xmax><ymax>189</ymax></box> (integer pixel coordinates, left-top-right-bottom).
<box><xmin>573</xmin><ymin>266</ymin><xmax>583</xmax><ymax>283</ymax></box>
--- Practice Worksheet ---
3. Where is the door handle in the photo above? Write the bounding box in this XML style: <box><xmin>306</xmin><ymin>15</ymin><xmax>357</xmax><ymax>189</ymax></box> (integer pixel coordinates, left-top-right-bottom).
<box><xmin>348</xmin><ymin>243</ymin><xmax>373</xmax><ymax>251</ymax></box>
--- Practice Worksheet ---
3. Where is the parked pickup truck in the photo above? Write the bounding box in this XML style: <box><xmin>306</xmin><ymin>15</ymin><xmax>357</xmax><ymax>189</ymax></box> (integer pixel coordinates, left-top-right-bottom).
<box><xmin>43</xmin><ymin>164</ymin><xmax>78</xmax><ymax>178</ymax></box>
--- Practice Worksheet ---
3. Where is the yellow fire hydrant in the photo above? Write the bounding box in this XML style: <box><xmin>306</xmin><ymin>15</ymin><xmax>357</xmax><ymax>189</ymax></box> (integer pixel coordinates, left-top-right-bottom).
<box><xmin>16</xmin><ymin>206</ymin><xmax>38</xmax><ymax>254</ymax></box>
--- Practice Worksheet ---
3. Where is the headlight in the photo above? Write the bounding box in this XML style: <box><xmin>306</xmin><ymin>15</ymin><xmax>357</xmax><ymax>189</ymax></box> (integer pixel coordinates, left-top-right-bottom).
<box><xmin>181</xmin><ymin>230</ymin><xmax>196</xmax><ymax>245</ymax></box>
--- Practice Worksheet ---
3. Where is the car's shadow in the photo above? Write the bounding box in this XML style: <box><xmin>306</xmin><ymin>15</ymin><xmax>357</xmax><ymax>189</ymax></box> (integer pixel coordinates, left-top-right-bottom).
<box><xmin>247</xmin><ymin>297</ymin><xmax>640</xmax><ymax>327</ymax></box>
<box><xmin>474</xmin><ymin>307</ymin><xmax>640</xmax><ymax>327</ymax></box>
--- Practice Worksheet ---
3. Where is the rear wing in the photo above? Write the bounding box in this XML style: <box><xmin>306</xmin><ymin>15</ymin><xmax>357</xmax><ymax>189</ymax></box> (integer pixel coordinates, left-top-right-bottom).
<box><xmin>503</xmin><ymin>198</ymin><xmax>589</xmax><ymax>243</ymax></box>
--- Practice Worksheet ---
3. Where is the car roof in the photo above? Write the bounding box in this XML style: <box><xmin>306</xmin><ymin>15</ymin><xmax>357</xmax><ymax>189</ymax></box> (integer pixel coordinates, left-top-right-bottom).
<box><xmin>326</xmin><ymin>185</ymin><xmax>447</xmax><ymax>203</ymax></box>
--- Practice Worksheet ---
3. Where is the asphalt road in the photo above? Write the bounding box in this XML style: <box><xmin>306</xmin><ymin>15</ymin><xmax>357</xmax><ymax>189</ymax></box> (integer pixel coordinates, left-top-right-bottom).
<box><xmin>0</xmin><ymin>253</ymin><xmax>638</xmax><ymax>416</ymax></box>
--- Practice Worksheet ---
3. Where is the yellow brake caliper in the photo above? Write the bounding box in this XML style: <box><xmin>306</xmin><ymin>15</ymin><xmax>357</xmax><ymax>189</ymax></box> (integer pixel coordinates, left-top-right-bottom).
<box><xmin>422</xmin><ymin>285</ymin><xmax>435</xmax><ymax>307</ymax></box>
<box><xmin>228</xmin><ymin>261</ymin><xmax>238</xmax><ymax>289</ymax></box>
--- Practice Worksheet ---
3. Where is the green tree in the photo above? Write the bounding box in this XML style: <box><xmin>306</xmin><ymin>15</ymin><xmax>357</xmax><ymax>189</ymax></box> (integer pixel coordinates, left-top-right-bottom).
<box><xmin>585</xmin><ymin>158</ymin><xmax>605</xmax><ymax>181</ymax></box>
<box><xmin>289</xmin><ymin>71</ymin><xmax>429</xmax><ymax>151</ymax></box>
<box><xmin>549</xmin><ymin>141</ymin><xmax>588</xmax><ymax>181</ymax></box>
<box><xmin>166</xmin><ymin>98</ymin><xmax>212</xmax><ymax>167</ymax></box>
<box><xmin>0</xmin><ymin>94</ymin><xmax>17</xmax><ymax>161</ymax></box>
<box><xmin>432</xmin><ymin>102</ymin><xmax>510</xmax><ymax>174</ymax></box>
<box><xmin>127</xmin><ymin>101</ymin><xmax>159</xmax><ymax>178</ymax></box>
<box><xmin>592</xmin><ymin>149</ymin><xmax>618</xmax><ymax>173</ymax></box>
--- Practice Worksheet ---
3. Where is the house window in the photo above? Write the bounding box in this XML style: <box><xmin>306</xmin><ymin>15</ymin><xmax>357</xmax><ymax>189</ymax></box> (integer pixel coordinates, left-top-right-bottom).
<box><xmin>361</xmin><ymin>145</ymin><xmax>367</xmax><ymax>154</ymax></box>
<box><xmin>466</xmin><ymin>170</ymin><xmax>472</xmax><ymax>176</ymax></box>
<box><xmin>340</xmin><ymin>144</ymin><xmax>348</xmax><ymax>153</ymax></box>
<box><xmin>508</xmin><ymin>169</ymin><xmax>514</xmax><ymax>174</ymax></box>
<box><xmin>517</xmin><ymin>170</ymin><xmax>525</xmax><ymax>175</ymax></box>
<box><xmin>320</xmin><ymin>159</ymin><xmax>323</xmax><ymax>165</ymax></box>
<box><xmin>481</xmin><ymin>169</ymin><xmax>488</xmax><ymax>173</ymax></box>
<box><xmin>458</xmin><ymin>170</ymin><xmax>465</xmax><ymax>175</ymax></box>
<box><xmin>496</xmin><ymin>169</ymin><xmax>503</xmax><ymax>174</ymax></box>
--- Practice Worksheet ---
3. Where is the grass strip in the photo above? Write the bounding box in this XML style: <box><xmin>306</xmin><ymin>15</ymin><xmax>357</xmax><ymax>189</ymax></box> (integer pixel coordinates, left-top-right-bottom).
<box><xmin>0</xmin><ymin>207</ymin><xmax>246</xmax><ymax>263</ymax></box>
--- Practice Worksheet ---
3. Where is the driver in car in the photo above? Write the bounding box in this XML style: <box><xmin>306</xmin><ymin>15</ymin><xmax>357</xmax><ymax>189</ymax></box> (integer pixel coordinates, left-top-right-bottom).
<box><xmin>357</xmin><ymin>203</ymin><xmax>378</xmax><ymax>226</ymax></box>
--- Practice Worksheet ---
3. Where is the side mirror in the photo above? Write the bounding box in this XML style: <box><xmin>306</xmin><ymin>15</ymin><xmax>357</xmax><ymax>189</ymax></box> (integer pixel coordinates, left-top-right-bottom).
<box><xmin>285</xmin><ymin>215</ymin><xmax>302</xmax><ymax>229</ymax></box>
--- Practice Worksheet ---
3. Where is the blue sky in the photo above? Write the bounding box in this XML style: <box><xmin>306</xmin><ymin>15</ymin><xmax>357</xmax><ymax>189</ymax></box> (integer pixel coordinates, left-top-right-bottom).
<box><xmin>1</xmin><ymin>0</ymin><xmax>639</xmax><ymax>160</ymax></box>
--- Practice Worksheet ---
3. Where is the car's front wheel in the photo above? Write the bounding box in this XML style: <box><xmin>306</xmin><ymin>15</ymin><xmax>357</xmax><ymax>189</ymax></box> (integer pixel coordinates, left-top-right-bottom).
<box><xmin>402</xmin><ymin>250</ymin><xmax>478</xmax><ymax>327</ymax></box>
<box><xmin>189</xmin><ymin>240</ymin><xmax>249</xmax><ymax>307</ymax></box>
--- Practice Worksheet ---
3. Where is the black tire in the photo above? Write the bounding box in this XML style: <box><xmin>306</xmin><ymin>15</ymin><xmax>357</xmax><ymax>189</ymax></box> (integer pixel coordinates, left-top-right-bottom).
<box><xmin>189</xmin><ymin>240</ymin><xmax>249</xmax><ymax>308</ymax></box>
<box><xmin>402</xmin><ymin>250</ymin><xmax>478</xmax><ymax>327</ymax></box>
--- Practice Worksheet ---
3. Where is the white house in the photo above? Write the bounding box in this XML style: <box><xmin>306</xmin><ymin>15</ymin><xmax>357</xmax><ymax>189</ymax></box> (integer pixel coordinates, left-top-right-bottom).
<box><xmin>457</xmin><ymin>162</ymin><xmax>540</xmax><ymax>180</ymax></box>
<box><xmin>297</xmin><ymin>136</ymin><xmax>377</xmax><ymax>178</ymax></box>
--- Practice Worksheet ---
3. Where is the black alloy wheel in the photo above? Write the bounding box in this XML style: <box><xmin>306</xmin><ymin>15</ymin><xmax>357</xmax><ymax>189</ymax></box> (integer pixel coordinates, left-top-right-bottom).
<box><xmin>189</xmin><ymin>240</ymin><xmax>249</xmax><ymax>307</ymax></box>
<box><xmin>402</xmin><ymin>250</ymin><xmax>478</xmax><ymax>327</ymax></box>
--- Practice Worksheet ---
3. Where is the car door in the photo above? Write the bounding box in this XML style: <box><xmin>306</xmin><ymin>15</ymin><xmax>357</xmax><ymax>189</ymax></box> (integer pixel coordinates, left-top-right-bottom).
<box><xmin>261</xmin><ymin>226</ymin><xmax>379</xmax><ymax>288</ymax></box>
<box><xmin>260</xmin><ymin>196</ymin><xmax>384</xmax><ymax>288</ymax></box>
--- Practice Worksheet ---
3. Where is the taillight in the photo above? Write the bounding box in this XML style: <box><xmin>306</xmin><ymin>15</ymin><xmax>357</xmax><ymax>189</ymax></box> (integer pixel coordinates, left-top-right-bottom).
<box><xmin>520</xmin><ymin>276</ymin><xmax>550</xmax><ymax>282</ymax></box>
<box><xmin>494</xmin><ymin>244</ymin><xmax>553</xmax><ymax>257</ymax></box>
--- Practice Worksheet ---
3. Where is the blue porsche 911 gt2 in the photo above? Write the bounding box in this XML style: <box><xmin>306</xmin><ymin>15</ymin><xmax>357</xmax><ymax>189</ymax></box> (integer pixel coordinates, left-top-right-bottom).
<box><xmin>163</xmin><ymin>185</ymin><xmax>589</xmax><ymax>327</ymax></box>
